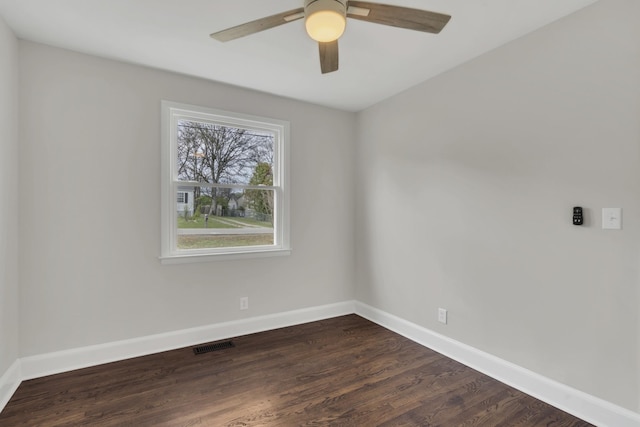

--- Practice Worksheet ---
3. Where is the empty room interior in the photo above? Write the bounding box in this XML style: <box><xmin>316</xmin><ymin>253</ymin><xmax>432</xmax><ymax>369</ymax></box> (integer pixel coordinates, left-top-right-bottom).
<box><xmin>0</xmin><ymin>0</ymin><xmax>639</xmax><ymax>425</ymax></box>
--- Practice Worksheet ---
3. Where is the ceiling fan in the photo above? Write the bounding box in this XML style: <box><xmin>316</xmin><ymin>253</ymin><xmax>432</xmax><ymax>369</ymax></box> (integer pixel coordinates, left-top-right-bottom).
<box><xmin>210</xmin><ymin>0</ymin><xmax>451</xmax><ymax>74</ymax></box>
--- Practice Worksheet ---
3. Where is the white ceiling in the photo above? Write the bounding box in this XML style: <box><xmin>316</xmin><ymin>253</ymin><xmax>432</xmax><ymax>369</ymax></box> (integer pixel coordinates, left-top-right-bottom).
<box><xmin>0</xmin><ymin>0</ymin><xmax>598</xmax><ymax>111</ymax></box>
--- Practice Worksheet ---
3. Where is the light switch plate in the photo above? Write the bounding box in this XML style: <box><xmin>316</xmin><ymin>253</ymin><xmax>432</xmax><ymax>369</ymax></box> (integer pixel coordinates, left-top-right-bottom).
<box><xmin>602</xmin><ymin>208</ymin><xmax>622</xmax><ymax>230</ymax></box>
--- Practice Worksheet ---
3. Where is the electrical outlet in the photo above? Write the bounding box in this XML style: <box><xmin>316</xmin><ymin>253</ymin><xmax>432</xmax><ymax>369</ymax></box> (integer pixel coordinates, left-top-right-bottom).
<box><xmin>438</xmin><ymin>308</ymin><xmax>447</xmax><ymax>324</ymax></box>
<box><xmin>240</xmin><ymin>297</ymin><xmax>249</xmax><ymax>310</ymax></box>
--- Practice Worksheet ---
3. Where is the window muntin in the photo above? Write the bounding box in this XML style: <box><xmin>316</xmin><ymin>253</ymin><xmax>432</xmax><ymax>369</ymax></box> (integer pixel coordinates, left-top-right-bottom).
<box><xmin>161</xmin><ymin>101</ymin><xmax>290</xmax><ymax>262</ymax></box>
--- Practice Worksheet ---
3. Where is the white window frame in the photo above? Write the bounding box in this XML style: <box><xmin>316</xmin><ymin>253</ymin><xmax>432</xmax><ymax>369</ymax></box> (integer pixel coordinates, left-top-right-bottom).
<box><xmin>160</xmin><ymin>101</ymin><xmax>291</xmax><ymax>263</ymax></box>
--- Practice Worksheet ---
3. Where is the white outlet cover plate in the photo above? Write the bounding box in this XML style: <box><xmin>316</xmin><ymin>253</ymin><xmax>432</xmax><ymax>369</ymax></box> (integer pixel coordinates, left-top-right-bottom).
<box><xmin>438</xmin><ymin>308</ymin><xmax>448</xmax><ymax>324</ymax></box>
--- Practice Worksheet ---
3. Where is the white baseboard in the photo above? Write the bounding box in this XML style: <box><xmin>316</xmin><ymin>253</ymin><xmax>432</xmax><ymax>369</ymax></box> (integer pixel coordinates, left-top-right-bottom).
<box><xmin>0</xmin><ymin>360</ymin><xmax>21</xmax><ymax>412</ymax></box>
<box><xmin>20</xmin><ymin>300</ymin><xmax>356</xmax><ymax>381</ymax></box>
<box><xmin>354</xmin><ymin>301</ymin><xmax>640</xmax><ymax>427</ymax></box>
<box><xmin>4</xmin><ymin>300</ymin><xmax>639</xmax><ymax>427</ymax></box>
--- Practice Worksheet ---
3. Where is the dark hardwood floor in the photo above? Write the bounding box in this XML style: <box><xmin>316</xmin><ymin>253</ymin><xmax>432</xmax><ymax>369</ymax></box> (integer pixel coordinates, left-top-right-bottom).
<box><xmin>0</xmin><ymin>315</ymin><xmax>593</xmax><ymax>426</ymax></box>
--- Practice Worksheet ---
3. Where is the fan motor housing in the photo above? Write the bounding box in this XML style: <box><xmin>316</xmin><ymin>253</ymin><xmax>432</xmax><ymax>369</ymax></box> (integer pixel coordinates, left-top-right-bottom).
<box><xmin>304</xmin><ymin>0</ymin><xmax>347</xmax><ymax>18</ymax></box>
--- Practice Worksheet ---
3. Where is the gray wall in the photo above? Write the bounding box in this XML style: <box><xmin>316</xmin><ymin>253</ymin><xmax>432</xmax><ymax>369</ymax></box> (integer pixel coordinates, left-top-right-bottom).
<box><xmin>355</xmin><ymin>0</ymin><xmax>640</xmax><ymax>412</ymax></box>
<box><xmin>0</xmin><ymin>16</ymin><xmax>19</xmax><ymax>381</ymax></box>
<box><xmin>18</xmin><ymin>41</ymin><xmax>356</xmax><ymax>356</ymax></box>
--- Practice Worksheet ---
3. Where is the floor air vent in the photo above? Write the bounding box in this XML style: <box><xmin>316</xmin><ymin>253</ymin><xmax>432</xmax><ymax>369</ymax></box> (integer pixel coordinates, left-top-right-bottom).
<box><xmin>193</xmin><ymin>341</ymin><xmax>235</xmax><ymax>355</ymax></box>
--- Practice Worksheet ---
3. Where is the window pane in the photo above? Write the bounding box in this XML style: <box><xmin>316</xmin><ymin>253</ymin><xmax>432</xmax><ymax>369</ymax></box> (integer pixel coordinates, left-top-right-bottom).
<box><xmin>176</xmin><ymin>187</ymin><xmax>274</xmax><ymax>250</ymax></box>
<box><xmin>176</xmin><ymin>120</ymin><xmax>274</xmax><ymax>185</ymax></box>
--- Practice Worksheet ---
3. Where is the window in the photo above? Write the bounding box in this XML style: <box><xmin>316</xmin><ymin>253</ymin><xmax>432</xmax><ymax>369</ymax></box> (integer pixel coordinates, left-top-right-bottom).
<box><xmin>160</xmin><ymin>101</ymin><xmax>290</xmax><ymax>263</ymax></box>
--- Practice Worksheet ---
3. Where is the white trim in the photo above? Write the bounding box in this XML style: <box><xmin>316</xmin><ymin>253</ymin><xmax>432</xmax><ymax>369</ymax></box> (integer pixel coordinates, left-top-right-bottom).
<box><xmin>354</xmin><ymin>301</ymin><xmax>640</xmax><ymax>427</ymax></box>
<box><xmin>4</xmin><ymin>301</ymin><xmax>639</xmax><ymax>426</ymax></box>
<box><xmin>159</xmin><ymin>248</ymin><xmax>292</xmax><ymax>264</ymax></box>
<box><xmin>0</xmin><ymin>360</ymin><xmax>21</xmax><ymax>411</ymax></box>
<box><xmin>20</xmin><ymin>301</ymin><xmax>355</xmax><ymax>381</ymax></box>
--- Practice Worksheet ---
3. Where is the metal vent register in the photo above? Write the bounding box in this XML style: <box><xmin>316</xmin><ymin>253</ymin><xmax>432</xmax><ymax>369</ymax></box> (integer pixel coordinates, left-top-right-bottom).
<box><xmin>193</xmin><ymin>341</ymin><xmax>235</xmax><ymax>355</ymax></box>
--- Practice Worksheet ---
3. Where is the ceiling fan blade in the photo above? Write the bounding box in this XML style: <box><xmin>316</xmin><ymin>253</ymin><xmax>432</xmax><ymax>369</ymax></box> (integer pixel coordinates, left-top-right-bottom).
<box><xmin>319</xmin><ymin>40</ymin><xmax>339</xmax><ymax>74</ymax></box>
<box><xmin>347</xmin><ymin>1</ymin><xmax>450</xmax><ymax>34</ymax></box>
<box><xmin>210</xmin><ymin>8</ymin><xmax>305</xmax><ymax>42</ymax></box>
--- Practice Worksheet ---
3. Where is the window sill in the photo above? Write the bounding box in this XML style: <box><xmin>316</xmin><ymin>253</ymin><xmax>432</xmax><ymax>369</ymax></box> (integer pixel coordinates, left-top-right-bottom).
<box><xmin>159</xmin><ymin>248</ymin><xmax>291</xmax><ymax>264</ymax></box>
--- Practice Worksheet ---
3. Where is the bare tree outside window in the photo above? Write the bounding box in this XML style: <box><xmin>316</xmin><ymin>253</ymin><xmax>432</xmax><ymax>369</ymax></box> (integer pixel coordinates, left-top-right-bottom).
<box><xmin>177</xmin><ymin>121</ymin><xmax>273</xmax><ymax>215</ymax></box>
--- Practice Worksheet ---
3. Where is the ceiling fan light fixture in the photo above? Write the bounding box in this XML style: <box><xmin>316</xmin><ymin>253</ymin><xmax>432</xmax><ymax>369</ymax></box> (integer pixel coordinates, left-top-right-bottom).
<box><xmin>304</xmin><ymin>0</ymin><xmax>347</xmax><ymax>42</ymax></box>
<box><xmin>210</xmin><ymin>0</ymin><xmax>452</xmax><ymax>75</ymax></box>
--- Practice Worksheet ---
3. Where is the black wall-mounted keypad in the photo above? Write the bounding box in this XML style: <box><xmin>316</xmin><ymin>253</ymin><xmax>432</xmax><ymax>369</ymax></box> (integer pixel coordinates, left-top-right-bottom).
<box><xmin>573</xmin><ymin>206</ymin><xmax>583</xmax><ymax>225</ymax></box>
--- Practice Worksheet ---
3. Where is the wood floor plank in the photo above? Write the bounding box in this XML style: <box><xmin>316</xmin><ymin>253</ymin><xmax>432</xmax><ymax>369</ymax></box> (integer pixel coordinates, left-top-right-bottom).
<box><xmin>0</xmin><ymin>315</ymin><xmax>593</xmax><ymax>426</ymax></box>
